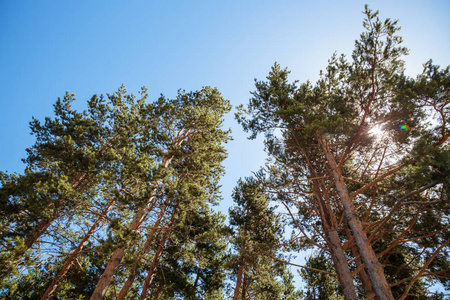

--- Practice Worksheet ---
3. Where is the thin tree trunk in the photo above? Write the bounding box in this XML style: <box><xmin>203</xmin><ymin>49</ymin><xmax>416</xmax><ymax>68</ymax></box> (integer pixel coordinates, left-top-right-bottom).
<box><xmin>8</xmin><ymin>134</ymin><xmax>118</xmax><ymax>270</ymax></box>
<box><xmin>91</xmin><ymin>136</ymin><xmax>186</xmax><ymax>299</ymax></box>
<box><xmin>193</xmin><ymin>269</ymin><xmax>200</xmax><ymax>290</ymax></box>
<box><xmin>139</xmin><ymin>205</ymin><xmax>178</xmax><ymax>300</ymax></box>
<box><xmin>4</xmin><ymin>132</ymin><xmax>120</xmax><ymax>275</ymax></box>
<box><xmin>0</xmin><ymin>172</ymin><xmax>88</xmax><ymax>281</ymax></box>
<box><xmin>233</xmin><ymin>239</ymin><xmax>246</xmax><ymax>300</ymax></box>
<box><xmin>318</xmin><ymin>134</ymin><xmax>394</xmax><ymax>300</ymax></box>
<box><xmin>242</xmin><ymin>272</ymin><xmax>247</xmax><ymax>300</ymax></box>
<box><xmin>41</xmin><ymin>200</ymin><xmax>115</xmax><ymax>300</ymax></box>
<box><xmin>116</xmin><ymin>205</ymin><xmax>167</xmax><ymax>300</ymax></box>
<box><xmin>233</xmin><ymin>262</ymin><xmax>244</xmax><ymax>300</ymax></box>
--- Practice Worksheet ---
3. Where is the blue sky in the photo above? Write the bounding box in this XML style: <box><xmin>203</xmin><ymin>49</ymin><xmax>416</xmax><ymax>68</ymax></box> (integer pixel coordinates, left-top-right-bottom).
<box><xmin>1</xmin><ymin>0</ymin><xmax>449</xmax><ymax>288</ymax></box>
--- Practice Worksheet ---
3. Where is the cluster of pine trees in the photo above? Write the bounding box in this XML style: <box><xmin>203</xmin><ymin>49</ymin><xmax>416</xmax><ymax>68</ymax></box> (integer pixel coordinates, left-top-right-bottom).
<box><xmin>1</xmin><ymin>6</ymin><xmax>449</xmax><ymax>300</ymax></box>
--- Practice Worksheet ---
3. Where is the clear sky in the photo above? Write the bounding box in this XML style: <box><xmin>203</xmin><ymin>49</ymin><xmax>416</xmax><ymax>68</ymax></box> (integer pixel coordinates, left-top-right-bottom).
<box><xmin>1</xmin><ymin>0</ymin><xmax>449</xmax><ymax>288</ymax></box>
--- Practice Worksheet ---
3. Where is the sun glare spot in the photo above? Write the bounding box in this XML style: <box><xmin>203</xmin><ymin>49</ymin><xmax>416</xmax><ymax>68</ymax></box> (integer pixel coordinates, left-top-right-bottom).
<box><xmin>369</xmin><ymin>125</ymin><xmax>384</xmax><ymax>139</ymax></box>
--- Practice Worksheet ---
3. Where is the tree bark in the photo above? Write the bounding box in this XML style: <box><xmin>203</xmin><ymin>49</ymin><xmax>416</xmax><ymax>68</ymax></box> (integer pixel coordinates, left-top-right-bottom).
<box><xmin>90</xmin><ymin>193</ymin><xmax>157</xmax><ymax>300</ymax></box>
<box><xmin>318</xmin><ymin>134</ymin><xmax>394</xmax><ymax>300</ymax></box>
<box><xmin>310</xmin><ymin>172</ymin><xmax>358</xmax><ymax>300</ymax></box>
<box><xmin>344</xmin><ymin>220</ymin><xmax>375</xmax><ymax>299</ymax></box>
<box><xmin>0</xmin><ymin>172</ymin><xmax>89</xmax><ymax>281</ymax></box>
<box><xmin>233</xmin><ymin>261</ymin><xmax>244</xmax><ymax>300</ymax></box>
<box><xmin>116</xmin><ymin>205</ymin><xmax>167</xmax><ymax>300</ymax></box>
<box><xmin>139</xmin><ymin>205</ymin><xmax>178</xmax><ymax>300</ymax></box>
<box><xmin>90</xmin><ymin>139</ymin><xmax>182</xmax><ymax>299</ymax></box>
<box><xmin>326</xmin><ymin>230</ymin><xmax>359</xmax><ymax>300</ymax></box>
<box><xmin>242</xmin><ymin>272</ymin><xmax>247</xmax><ymax>300</ymax></box>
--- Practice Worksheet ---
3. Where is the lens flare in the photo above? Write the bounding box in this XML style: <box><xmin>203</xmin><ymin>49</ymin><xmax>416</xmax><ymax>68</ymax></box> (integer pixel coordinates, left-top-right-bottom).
<box><xmin>369</xmin><ymin>125</ymin><xmax>383</xmax><ymax>136</ymax></box>
<box><xmin>398</xmin><ymin>125</ymin><xmax>410</xmax><ymax>131</ymax></box>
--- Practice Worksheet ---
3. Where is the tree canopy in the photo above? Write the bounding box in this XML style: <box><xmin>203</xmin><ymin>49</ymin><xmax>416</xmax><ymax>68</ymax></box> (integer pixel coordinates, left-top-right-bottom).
<box><xmin>237</xmin><ymin>5</ymin><xmax>449</xmax><ymax>300</ymax></box>
<box><xmin>0</xmin><ymin>5</ymin><xmax>449</xmax><ymax>300</ymax></box>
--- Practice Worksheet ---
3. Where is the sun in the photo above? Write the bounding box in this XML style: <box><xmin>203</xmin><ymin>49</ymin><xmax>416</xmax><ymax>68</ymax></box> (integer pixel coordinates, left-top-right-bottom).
<box><xmin>369</xmin><ymin>125</ymin><xmax>384</xmax><ymax>140</ymax></box>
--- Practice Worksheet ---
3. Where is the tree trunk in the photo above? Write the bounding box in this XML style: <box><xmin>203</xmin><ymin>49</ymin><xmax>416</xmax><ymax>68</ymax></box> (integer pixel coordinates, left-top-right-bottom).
<box><xmin>326</xmin><ymin>230</ymin><xmax>358</xmax><ymax>300</ymax></box>
<box><xmin>0</xmin><ymin>180</ymin><xmax>84</xmax><ymax>280</ymax></box>
<box><xmin>242</xmin><ymin>272</ymin><xmax>247</xmax><ymax>300</ymax></box>
<box><xmin>41</xmin><ymin>200</ymin><xmax>115</xmax><ymax>300</ymax></box>
<box><xmin>1</xmin><ymin>172</ymin><xmax>88</xmax><ymax>278</ymax></box>
<box><xmin>139</xmin><ymin>205</ymin><xmax>178</xmax><ymax>300</ymax></box>
<box><xmin>90</xmin><ymin>145</ymin><xmax>179</xmax><ymax>299</ymax></box>
<box><xmin>90</xmin><ymin>194</ymin><xmax>157</xmax><ymax>300</ymax></box>
<box><xmin>116</xmin><ymin>205</ymin><xmax>167</xmax><ymax>300</ymax></box>
<box><xmin>4</xmin><ymin>134</ymin><xmax>119</xmax><ymax>277</ymax></box>
<box><xmin>233</xmin><ymin>263</ymin><xmax>244</xmax><ymax>300</ymax></box>
<box><xmin>193</xmin><ymin>268</ymin><xmax>200</xmax><ymax>290</ymax></box>
<box><xmin>318</xmin><ymin>134</ymin><xmax>394</xmax><ymax>300</ymax></box>
<box><xmin>233</xmin><ymin>241</ymin><xmax>246</xmax><ymax>300</ymax></box>
<box><xmin>344</xmin><ymin>220</ymin><xmax>375</xmax><ymax>299</ymax></box>
<box><xmin>310</xmin><ymin>173</ymin><xmax>358</xmax><ymax>300</ymax></box>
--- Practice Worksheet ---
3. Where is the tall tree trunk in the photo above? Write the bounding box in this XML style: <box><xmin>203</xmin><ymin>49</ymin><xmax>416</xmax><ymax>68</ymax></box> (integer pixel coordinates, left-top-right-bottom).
<box><xmin>310</xmin><ymin>172</ymin><xmax>358</xmax><ymax>300</ymax></box>
<box><xmin>90</xmin><ymin>193</ymin><xmax>158</xmax><ymax>300</ymax></box>
<box><xmin>8</xmin><ymin>134</ymin><xmax>118</xmax><ymax>271</ymax></box>
<box><xmin>40</xmin><ymin>200</ymin><xmax>115</xmax><ymax>300</ymax></box>
<box><xmin>116</xmin><ymin>205</ymin><xmax>167</xmax><ymax>300</ymax></box>
<box><xmin>233</xmin><ymin>263</ymin><xmax>244</xmax><ymax>300</ymax></box>
<box><xmin>139</xmin><ymin>205</ymin><xmax>178</xmax><ymax>300</ymax></box>
<box><xmin>326</xmin><ymin>230</ymin><xmax>358</xmax><ymax>300</ymax></box>
<box><xmin>344</xmin><ymin>220</ymin><xmax>375</xmax><ymax>299</ymax></box>
<box><xmin>233</xmin><ymin>241</ymin><xmax>246</xmax><ymax>300</ymax></box>
<box><xmin>318</xmin><ymin>134</ymin><xmax>394</xmax><ymax>300</ymax></box>
<box><xmin>242</xmin><ymin>272</ymin><xmax>247</xmax><ymax>300</ymax></box>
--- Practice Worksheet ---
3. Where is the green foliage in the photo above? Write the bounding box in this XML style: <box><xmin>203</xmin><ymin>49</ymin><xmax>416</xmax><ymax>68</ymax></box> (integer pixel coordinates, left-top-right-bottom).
<box><xmin>228</xmin><ymin>176</ymin><xmax>296</xmax><ymax>299</ymax></box>
<box><xmin>300</xmin><ymin>252</ymin><xmax>343</xmax><ymax>300</ymax></box>
<box><xmin>150</xmin><ymin>210</ymin><xmax>229</xmax><ymax>299</ymax></box>
<box><xmin>0</xmin><ymin>85</ymin><xmax>232</xmax><ymax>299</ymax></box>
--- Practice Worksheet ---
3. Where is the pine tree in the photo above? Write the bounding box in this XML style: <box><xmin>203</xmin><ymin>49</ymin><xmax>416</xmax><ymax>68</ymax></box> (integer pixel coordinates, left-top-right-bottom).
<box><xmin>143</xmin><ymin>209</ymin><xmax>229</xmax><ymax>299</ymax></box>
<box><xmin>0</xmin><ymin>86</ymin><xmax>232</xmax><ymax>299</ymax></box>
<box><xmin>0</xmin><ymin>88</ymin><xmax>126</xmax><ymax>281</ymax></box>
<box><xmin>300</xmin><ymin>252</ymin><xmax>344</xmax><ymax>300</ymax></box>
<box><xmin>229</xmin><ymin>176</ymin><xmax>288</xmax><ymax>300</ymax></box>
<box><xmin>90</xmin><ymin>87</ymin><xmax>231</xmax><ymax>299</ymax></box>
<box><xmin>237</xmin><ymin>5</ymin><xmax>449</xmax><ymax>300</ymax></box>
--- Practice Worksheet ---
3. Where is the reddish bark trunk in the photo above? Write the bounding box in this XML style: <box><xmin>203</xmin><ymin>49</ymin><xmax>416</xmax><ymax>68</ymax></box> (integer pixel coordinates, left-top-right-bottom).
<box><xmin>233</xmin><ymin>262</ymin><xmax>245</xmax><ymax>300</ymax></box>
<box><xmin>242</xmin><ymin>272</ymin><xmax>247</xmax><ymax>300</ymax></box>
<box><xmin>310</xmin><ymin>173</ymin><xmax>358</xmax><ymax>300</ymax></box>
<box><xmin>90</xmin><ymin>194</ymin><xmax>157</xmax><ymax>300</ymax></box>
<box><xmin>326</xmin><ymin>230</ymin><xmax>358</xmax><ymax>300</ymax></box>
<box><xmin>344</xmin><ymin>220</ymin><xmax>375</xmax><ymax>299</ymax></box>
<box><xmin>3</xmin><ymin>171</ymin><xmax>89</xmax><ymax>278</ymax></box>
<box><xmin>139</xmin><ymin>205</ymin><xmax>178</xmax><ymax>300</ymax></box>
<box><xmin>318</xmin><ymin>134</ymin><xmax>394</xmax><ymax>300</ymax></box>
<box><xmin>116</xmin><ymin>205</ymin><xmax>167</xmax><ymax>300</ymax></box>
